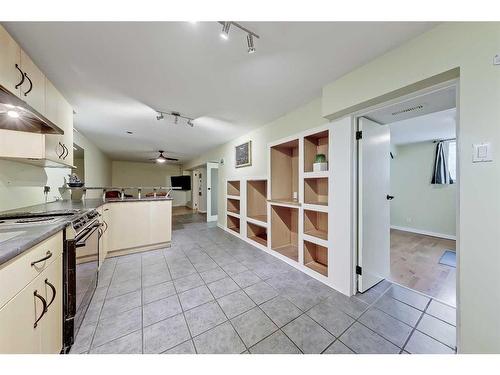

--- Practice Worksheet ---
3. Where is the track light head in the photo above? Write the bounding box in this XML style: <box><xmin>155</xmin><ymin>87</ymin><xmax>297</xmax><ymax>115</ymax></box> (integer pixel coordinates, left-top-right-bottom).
<box><xmin>247</xmin><ymin>34</ymin><xmax>255</xmax><ymax>54</ymax></box>
<box><xmin>174</xmin><ymin>115</ymin><xmax>179</xmax><ymax>124</ymax></box>
<box><xmin>156</xmin><ymin>112</ymin><xmax>164</xmax><ymax>121</ymax></box>
<box><xmin>187</xmin><ymin>119</ymin><xmax>194</xmax><ymax>127</ymax></box>
<box><xmin>220</xmin><ymin>22</ymin><xmax>231</xmax><ymax>40</ymax></box>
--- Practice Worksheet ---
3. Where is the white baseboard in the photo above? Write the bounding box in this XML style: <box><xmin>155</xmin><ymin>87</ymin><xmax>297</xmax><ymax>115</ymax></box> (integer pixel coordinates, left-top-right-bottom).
<box><xmin>391</xmin><ymin>225</ymin><xmax>456</xmax><ymax>240</ymax></box>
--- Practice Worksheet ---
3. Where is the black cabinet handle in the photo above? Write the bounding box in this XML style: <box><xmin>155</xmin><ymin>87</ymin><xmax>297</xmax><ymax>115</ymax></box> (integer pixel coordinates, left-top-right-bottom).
<box><xmin>386</xmin><ymin>195</ymin><xmax>395</xmax><ymax>200</ymax></box>
<box><xmin>62</xmin><ymin>144</ymin><xmax>69</xmax><ymax>160</ymax></box>
<box><xmin>23</xmin><ymin>72</ymin><xmax>33</xmax><ymax>96</ymax></box>
<box><xmin>14</xmin><ymin>64</ymin><xmax>25</xmax><ymax>89</ymax></box>
<box><xmin>57</xmin><ymin>142</ymin><xmax>65</xmax><ymax>159</ymax></box>
<box><xmin>33</xmin><ymin>290</ymin><xmax>47</xmax><ymax>328</ymax></box>
<box><xmin>31</xmin><ymin>250</ymin><xmax>52</xmax><ymax>266</ymax></box>
<box><xmin>45</xmin><ymin>279</ymin><xmax>56</xmax><ymax>308</ymax></box>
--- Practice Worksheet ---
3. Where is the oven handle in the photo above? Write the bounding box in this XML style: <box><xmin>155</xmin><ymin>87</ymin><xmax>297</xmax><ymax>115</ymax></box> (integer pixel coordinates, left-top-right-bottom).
<box><xmin>75</xmin><ymin>223</ymin><xmax>101</xmax><ymax>248</ymax></box>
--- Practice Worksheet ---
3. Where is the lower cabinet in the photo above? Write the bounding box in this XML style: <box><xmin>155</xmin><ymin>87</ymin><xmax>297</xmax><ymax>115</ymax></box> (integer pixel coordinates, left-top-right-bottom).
<box><xmin>0</xmin><ymin>253</ymin><xmax>62</xmax><ymax>354</ymax></box>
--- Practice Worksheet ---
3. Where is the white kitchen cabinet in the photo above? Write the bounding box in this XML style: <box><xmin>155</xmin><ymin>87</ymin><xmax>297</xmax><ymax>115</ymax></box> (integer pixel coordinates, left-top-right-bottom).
<box><xmin>150</xmin><ymin>200</ymin><xmax>172</xmax><ymax>244</ymax></box>
<box><xmin>0</xmin><ymin>25</ymin><xmax>22</xmax><ymax>97</ymax></box>
<box><xmin>0</xmin><ymin>128</ymin><xmax>45</xmax><ymax>160</ymax></box>
<box><xmin>40</xmin><ymin>254</ymin><xmax>63</xmax><ymax>354</ymax></box>
<box><xmin>107</xmin><ymin>202</ymin><xmax>151</xmax><ymax>252</ymax></box>
<box><xmin>98</xmin><ymin>206</ymin><xmax>110</xmax><ymax>268</ymax></box>
<box><xmin>19</xmin><ymin>49</ymin><xmax>46</xmax><ymax>115</ymax></box>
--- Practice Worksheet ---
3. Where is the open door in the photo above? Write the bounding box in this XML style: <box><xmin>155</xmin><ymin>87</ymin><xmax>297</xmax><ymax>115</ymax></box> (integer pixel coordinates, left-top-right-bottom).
<box><xmin>206</xmin><ymin>162</ymin><xmax>219</xmax><ymax>222</ymax></box>
<box><xmin>357</xmin><ymin>117</ymin><xmax>391</xmax><ymax>292</ymax></box>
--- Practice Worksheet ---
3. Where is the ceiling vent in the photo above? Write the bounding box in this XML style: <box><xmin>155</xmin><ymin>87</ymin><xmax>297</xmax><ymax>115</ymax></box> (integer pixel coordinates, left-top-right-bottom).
<box><xmin>391</xmin><ymin>104</ymin><xmax>424</xmax><ymax>116</ymax></box>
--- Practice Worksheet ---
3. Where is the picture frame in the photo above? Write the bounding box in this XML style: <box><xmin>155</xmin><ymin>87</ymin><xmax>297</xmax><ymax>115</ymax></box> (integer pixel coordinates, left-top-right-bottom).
<box><xmin>235</xmin><ymin>140</ymin><xmax>252</xmax><ymax>168</ymax></box>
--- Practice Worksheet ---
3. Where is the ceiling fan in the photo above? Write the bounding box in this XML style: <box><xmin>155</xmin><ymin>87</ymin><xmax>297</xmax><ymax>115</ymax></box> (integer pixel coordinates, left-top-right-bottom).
<box><xmin>149</xmin><ymin>150</ymin><xmax>179</xmax><ymax>164</ymax></box>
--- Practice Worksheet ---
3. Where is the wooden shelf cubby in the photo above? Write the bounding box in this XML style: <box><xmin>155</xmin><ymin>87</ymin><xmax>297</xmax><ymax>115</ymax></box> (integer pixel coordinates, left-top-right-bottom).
<box><xmin>304</xmin><ymin>210</ymin><xmax>328</xmax><ymax>240</ymax></box>
<box><xmin>227</xmin><ymin>198</ymin><xmax>240</xmax><ymax>215</ymax></box>
<box><xmin>304</xmin><ymin>177</ymin><xmax>328</xmax><ymax>206</ymax></box>
<box><xmin>304</xmin><ymin>130</ymin><xmax>329</xmax><ymax>172</ymax></box>
<box><xmin>247</xmin><ymin>222</ymin><xmax>267</xmax><ymax>247</ymax></box>
<box><xmin>227</xmin><ymin>215</ymin><xmax>240</xmax><ymax>234</ymax></box>
<box><xmin>227</xmin><ymin>180</ymin><xmax>241</xmax><ymax>196</ymax></box>
<box><xmin>270</xmin><ymin>204</ymin><xmax>298</xmax><ymax>262</ymax></box>
<box><xmin>247</xmin><ymin>179</ymin><xmax>267</xmax><ymax>223</ymax></box>
<box><xmin>304</xmin><ymin>240</ymin><xmax>328</xmax><ymax>276</ymax></box>
<box><xmin>270</xmin><ymin>139</ymin><xmax>299</xmax><ymax>204</ymax></box>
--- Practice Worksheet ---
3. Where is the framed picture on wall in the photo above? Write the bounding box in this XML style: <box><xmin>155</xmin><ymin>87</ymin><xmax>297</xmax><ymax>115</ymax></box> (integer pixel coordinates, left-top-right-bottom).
<box><xmin>235</xmin><ymin>140</ymin><xmax>252</xmax><ymax>168</ymax></box>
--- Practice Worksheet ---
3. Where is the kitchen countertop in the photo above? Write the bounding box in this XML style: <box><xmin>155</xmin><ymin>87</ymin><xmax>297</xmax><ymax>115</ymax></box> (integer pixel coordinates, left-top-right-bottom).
<box><xmin>0</xmin><ymin>197</ymin><xmax>173</xmax><ymax>267</ymax></box>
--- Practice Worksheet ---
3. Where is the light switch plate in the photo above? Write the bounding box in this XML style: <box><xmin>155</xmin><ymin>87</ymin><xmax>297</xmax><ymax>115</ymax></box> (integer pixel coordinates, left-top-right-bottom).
<box><xmin>494</xmin><ymin>54</ymin><xmax>500</xmax><ymax>65</ymax></box>
<box><xmin>472</xmin><ymin>143</ymin><xmax>493</xmax><ymax>162</ymax></box>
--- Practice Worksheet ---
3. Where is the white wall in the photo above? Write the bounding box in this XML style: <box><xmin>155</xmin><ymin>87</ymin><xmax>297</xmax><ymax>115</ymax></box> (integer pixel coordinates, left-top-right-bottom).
<box><xmin>111</xmin><ymin>161</ymin><xmax>189</xmax><ymax>207</ymax></box>
<box><xmin>391</xmin><ymin>141</ymin><xmax>456</xmax><ymax>238</ymax></box>
<box><xmin>322</xmin><ymin>22</ymin><xmax>500</xmax><ymax>353</ymax></box>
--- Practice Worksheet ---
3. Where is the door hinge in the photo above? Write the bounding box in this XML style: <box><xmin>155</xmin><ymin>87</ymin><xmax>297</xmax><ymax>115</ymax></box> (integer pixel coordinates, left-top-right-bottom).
<box><xmin>356</xmin><ymin>266</ymin><xmax>362</xmax><ymax>275</ymax></box>
<box><xmin>356</xmin><ymin>131</ymin><xmax>362</xmax><ymax>140</ymax></box>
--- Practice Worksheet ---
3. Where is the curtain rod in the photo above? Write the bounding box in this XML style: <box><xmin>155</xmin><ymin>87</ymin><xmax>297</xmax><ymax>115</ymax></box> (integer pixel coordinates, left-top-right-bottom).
<box><xmin>433</xmin><ymin>138</ymin><xmax>456</xmax><ymax>143</ymax></box>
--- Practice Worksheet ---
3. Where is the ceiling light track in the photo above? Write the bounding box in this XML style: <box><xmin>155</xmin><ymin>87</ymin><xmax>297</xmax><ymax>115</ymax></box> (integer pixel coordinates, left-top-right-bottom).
<box><xmin>217</xmin><ymin>21</ymin><xmax>260</xmax><ymax>53</ymax></box>
<box><xmin>155</xmin><ymin>110</ymin><xmax>194</xmax><ymax>127</ymax></box>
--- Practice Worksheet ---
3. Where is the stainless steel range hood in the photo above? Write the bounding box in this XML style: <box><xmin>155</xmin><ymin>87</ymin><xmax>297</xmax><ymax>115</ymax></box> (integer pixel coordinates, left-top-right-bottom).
<box><xmin>0</xmin><ymin>85</ymin><xmax>64</xmax><ymax>134</ymax></box>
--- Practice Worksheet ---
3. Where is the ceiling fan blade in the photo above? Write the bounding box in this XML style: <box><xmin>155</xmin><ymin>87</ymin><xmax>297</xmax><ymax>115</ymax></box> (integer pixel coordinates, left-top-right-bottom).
<box><xmin>165</xmin><ymin>157</ymin><xmax>179</xmax><ymax>161</ymax></box>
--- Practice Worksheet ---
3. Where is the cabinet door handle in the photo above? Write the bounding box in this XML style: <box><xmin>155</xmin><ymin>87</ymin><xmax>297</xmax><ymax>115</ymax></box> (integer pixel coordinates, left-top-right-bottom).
<box><xmin>45</xmin><ymin>279</ymin><xmax>56</xmax><ymax>308</ymax></box>
<box><xmin>57</xmin><ymin>142</ymin><xmax>65</xmax><ymax>159</ymax></box>
<box><xmin>33</xmin><ymin>290</ymin><xmax>47</xmax><ymax>328</ymax></box>
<box><xmin>61</xmin><ymin>144</ymin><xmax>68</xmax><ymax>160</ymax></box>
<box><xmin>31</xmin><ymin>250</ymin><xmax>52</xmax><ymax>266</ymax></box>
<box><xmin>14</xmin><ymin>64</ymin><xmax>25</xmax><ymax>89</ymax></box>
<box><xmin>23</xmin><ymin>72</ymin><xmax>33</xmax><ymax>96</ymax></box>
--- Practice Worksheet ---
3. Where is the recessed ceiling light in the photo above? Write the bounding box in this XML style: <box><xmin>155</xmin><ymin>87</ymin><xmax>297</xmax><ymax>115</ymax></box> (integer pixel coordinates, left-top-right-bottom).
<box><xmin>220</xmin><ymin>22</ymin><xmax>231</xmax><ymax>40</ymax></box>
<box><xmin>126</xmin><ymin>131</ymin><xmax>133</xmax><ymax>134</ymax></box>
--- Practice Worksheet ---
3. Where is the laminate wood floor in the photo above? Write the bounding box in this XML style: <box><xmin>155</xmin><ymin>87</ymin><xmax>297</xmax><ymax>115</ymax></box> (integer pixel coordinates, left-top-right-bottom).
<box><xmin>390</xmin><ymin>229</ymin><xmax>456</xmax><ymax>307</ymax></box>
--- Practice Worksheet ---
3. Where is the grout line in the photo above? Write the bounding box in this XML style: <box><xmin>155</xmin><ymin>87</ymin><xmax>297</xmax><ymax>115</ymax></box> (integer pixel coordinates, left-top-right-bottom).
<box><xmin>400</xmin><ymin>297</ymin><xmax>432</xmax><ymax>353</ymax></box>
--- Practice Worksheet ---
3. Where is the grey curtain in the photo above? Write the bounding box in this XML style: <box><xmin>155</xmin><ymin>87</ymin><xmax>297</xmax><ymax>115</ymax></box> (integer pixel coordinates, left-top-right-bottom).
<box><xmin>431</xmin><ymin>141</ymin><xmax>454</xmax><ymax>184</ymax></box>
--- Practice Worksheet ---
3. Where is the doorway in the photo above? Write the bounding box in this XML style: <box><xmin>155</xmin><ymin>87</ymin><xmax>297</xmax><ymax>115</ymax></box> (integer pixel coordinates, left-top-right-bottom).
<box><xmin>356</xmin><ymin>82</ymin><xmax>458</xmax><ymax>307</ymax></box>
<box><xmin>206</xmin><ymin>162</ymin><xmax>219</xmax><ymax>222</ymax></box>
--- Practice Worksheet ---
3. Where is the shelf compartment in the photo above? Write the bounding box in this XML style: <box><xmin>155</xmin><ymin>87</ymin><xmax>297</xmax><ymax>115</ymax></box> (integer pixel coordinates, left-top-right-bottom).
<box><xmin>304</xmin><ymin>177</ymin><xmax>328</xmax><ymax>206</ymax></box>
<box><xmin>227</xmin><ymin>215</ymin><xmax>240</xmax><ymax>234</ymax></box>
<box><xmin>270</xmin><ymin>139</ymin><xmax>299</xmax><ymax>204</ymax></box>
<box><xmin>304</xmin><ymin>130</ymin><xmax>329</xmax><ymax>173</ymax></box>
<box><xmin>227</xmin><ymin>180</ymin><xmax>241</xmax><ymax>196</ymax></box>
<box><xmin>227</xmin><ymin>198</ymin><xmax>240</xmax><ymax>215</ymax></box>
<box><xmin>270</xmin><ymin>204</ymin><xmax>298</xmax><ymax>262</ymax></box>
<box><xmin>247</xmin><ymin>222</ymin><xmax>268</xmax><ymax>247</ymax></box>
<box><xmin>303</xmin><ymin>210</ymin><xmax>328</xmax><ymax>240</ymax></box>
<box><xmin>247</xmin><ymin>179</ymin><xmax>268</xmax><ymax>223</ymax></box>
<box><xmin>303</xmin><ymin>240</ymin><xmax>328</xmax><ymax>277</ymax></box>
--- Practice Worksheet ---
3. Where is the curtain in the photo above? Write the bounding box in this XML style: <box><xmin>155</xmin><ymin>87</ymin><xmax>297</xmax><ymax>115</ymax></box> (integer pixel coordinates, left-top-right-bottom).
<box><xmin>431</xmin><ymin>141</ymin><xmax>454</xmax><ymax>184</ymax></box>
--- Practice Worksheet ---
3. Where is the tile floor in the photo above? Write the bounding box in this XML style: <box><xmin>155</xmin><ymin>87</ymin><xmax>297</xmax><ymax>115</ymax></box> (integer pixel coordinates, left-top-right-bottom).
<box><xmin>70</xmin><ymin>213</ymin><xmax>457</xmax><ymax>354</ymax></box>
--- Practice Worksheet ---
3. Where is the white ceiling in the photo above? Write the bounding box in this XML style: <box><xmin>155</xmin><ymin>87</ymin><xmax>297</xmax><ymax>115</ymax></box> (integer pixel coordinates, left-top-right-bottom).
<box><xmin>4</xmin><ymin>22</ymin><xmax>436</xmax><ymax>162</ymax></box>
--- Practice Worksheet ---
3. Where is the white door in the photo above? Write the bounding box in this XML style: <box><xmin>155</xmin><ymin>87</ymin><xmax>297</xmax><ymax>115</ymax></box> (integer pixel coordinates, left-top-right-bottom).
<box><xmin>206</xmin><ymin>162</ymin><xmax>219</xmax><ymax>222</ymax></box>
<box><xmin>358</xmin><ymin>117</ymin><xmax>391</xmax><ymax>292</ymax></box>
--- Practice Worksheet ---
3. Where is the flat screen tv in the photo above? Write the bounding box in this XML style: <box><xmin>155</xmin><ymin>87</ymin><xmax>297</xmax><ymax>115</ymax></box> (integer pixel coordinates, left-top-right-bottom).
<box><xmin>171</xmin><ymin>175</ymin><xmax>191</xmax><ymax>191</ymax></box>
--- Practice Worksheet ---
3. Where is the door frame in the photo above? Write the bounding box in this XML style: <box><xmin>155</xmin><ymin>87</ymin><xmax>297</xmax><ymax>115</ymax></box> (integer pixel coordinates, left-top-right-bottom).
<box><xmin>351</xmin><ymin>79</ymin><xmax>460</xmax><ymax>318</ymax></box>
<box><xmin>206</xmin><ymin>162</ymin><xmax>219</xmax><ymax>222</ymax></box>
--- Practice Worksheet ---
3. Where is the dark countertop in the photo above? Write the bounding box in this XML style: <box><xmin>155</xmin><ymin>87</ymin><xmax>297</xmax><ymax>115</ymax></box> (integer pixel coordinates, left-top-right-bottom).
<box><xmin>0</xmin><ymin>197</ymin><xmax>173</xmax><ymax>267</ymax></box>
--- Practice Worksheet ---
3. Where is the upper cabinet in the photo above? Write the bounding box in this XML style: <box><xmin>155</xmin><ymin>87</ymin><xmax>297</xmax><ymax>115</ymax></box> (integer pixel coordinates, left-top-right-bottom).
<box><xmin>0</xmin><ymin>25</ymin><xmax>73</xmax><ymax>167</ymax></box>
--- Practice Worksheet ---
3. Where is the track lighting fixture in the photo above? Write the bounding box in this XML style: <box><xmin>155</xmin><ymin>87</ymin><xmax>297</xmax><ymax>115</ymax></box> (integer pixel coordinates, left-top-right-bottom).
<box><xmin>220</xmin><ymin>22</ymin><xmax>231</xmax><ymax>40</ymax></box>
<box><xmin>155</xmin><ymin>110</ymin><xmax>195</xmax><ymax>128</ymax></box>
<box><xmin>247</xmin><ymin>34</ymin><xmax>255</xmax><ymax>54</ymax></box>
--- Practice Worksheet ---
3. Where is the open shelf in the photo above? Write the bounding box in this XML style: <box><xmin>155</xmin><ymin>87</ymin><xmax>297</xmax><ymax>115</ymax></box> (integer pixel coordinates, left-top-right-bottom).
<box><xmin>304</xmin><ymin>210</ymin><xmax>328</xmax><ymax>240</ymax></box>
<box><xmin>270</xmin><ymin>204</ymin><xmax>298</xmax><ymax>262</ymax></box>
<box><xmin>304</xmin><ymin>240</ymin><xmax>328</xmax><ymax>277</ymax></box>
<box><xmin>247</xmin><ymin>179</ymin><xmax>267</xmax><ymax>223</ymax></box>
<box><xmin>270</xmin><ymin>139</ymin><xmax>299</xmax><ymax>204</ymax></box>
<box><xmin>227</xmin><ymin>215</ymin><xmax>240</xmax><ymax>234</ymax></box>
<box><xmin>227</xmin><ymin>180</ymin><xmax>241</xmax><ymax>197</ymax></box>
<box><xmin>247</xmin><ymin>222</ymin><xmax>268</xmax><ymax>247</ymax></box>
<box><xmin>227</xmin><ymin>198</ymin><xmax>240</xmax><ymax>215</ymax></box>
<box><xmin>304</xmin><ymin>130</ymin><xmax>329</xmax><ymax>173</ymax></box>
<box><xmin>304</xmin><ymin>177</ymin><xmax>328</xmax><ymax>206</ymax></box>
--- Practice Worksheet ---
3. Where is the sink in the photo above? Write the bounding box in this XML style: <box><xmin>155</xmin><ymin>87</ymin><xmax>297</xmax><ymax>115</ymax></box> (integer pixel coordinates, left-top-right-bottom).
<box><xmin>0</xmin><ymin>231</ymin><xmax>26</xmax><ymax>243</ymax></box>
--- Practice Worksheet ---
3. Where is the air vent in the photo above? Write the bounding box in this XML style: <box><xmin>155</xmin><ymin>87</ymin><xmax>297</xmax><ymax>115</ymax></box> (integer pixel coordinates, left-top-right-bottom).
<box><xmin>391</xmin><ymin>104</ymin><xmax>424</xmax><ymax>116</ymax></box>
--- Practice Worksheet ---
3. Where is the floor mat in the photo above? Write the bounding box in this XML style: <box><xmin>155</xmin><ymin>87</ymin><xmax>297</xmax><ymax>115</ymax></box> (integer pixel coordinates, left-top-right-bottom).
<box><xmin>439</xmin><ymin>250</ymin><xmax>456</xmax><ymax>267</ymax></box>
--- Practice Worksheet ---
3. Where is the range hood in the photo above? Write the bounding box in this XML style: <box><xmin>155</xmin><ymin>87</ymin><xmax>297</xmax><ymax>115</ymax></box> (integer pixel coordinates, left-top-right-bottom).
<box><xmin>0</xmin><ymin>85</ymin><xmax>64</xmax><ymax>135</ymax></box>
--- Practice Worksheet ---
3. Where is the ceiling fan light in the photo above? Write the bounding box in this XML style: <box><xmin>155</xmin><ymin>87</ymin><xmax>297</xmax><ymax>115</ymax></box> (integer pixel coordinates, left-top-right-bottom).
<box><xmin>156</xmin><ymin>157</ymin><xmax>166</xmax><ymax>163</ymax></box>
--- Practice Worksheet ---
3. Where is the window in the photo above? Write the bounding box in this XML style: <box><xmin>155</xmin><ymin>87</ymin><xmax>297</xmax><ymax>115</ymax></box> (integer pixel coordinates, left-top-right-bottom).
<box><xmin>447</xmin><ymin>141</ymin><xmax>457</xmax><ymax>181</ymax></box>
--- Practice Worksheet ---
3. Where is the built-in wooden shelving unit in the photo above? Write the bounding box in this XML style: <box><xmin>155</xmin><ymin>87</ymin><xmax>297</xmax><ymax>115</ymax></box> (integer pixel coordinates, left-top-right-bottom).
<box><xmin>227</xmin><ymin>180</ymin><xmax>241</xmax><ymax>197</ymax></box>
<box><xmin>247</xmin><ymin>179</ymin><xmax>267</xmax><ymax>223</ymax></box>
<box><xmin>304</xmin><ymin>209</ymin><xmax>328</xmax><ymax>240</ymax></box>
<box><xmin>304</xmin><ymin>177</ymin><xmax>328</xmax><ymax>206</ymax></box>
<box><xmin>270</xmin><ymin>204</ymin><xmax>298</xmax><ymax>261</ymax></box>
<box><xmin>303</xmin><ymin>240</ymin><xmax>328</xmax><ymax>276</ymax></box>
<box><xmin>304</xmin><ymin>130</ymin><xmax>329</xmax><ymax>172</ymax></box>
<box><xmin>227</xmin><ymin>198</ymin><xmax>240</xmax><ymax>215</ymax></box>
<box><xmin>270</xmin><ymin>139</ymin><xmax>299</xmax><ymax>204</ymax></box>
<box><xmin>227</xmin><ymin>214</ymin><xmax>240</xmax><ymax>234</ymax></box>
<box><xmin>247</xmin><ymin>222</ymin><xmax>267</xmax><ymax>247</ymax></box>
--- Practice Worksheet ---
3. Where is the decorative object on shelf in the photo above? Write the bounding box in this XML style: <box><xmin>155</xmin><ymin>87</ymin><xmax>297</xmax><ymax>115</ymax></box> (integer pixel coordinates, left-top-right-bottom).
<box><xmin>235</xmin><ymin>140</ymin><xmax>252</xmax><ymax>168</ymax></box>
<box><xmin>313</xmin><ymin>153</ymin><xmax>328</xmax><ymax>172</ymax></box>
<box><xmin>67</xmin><ymin>173</ymin><xmax>84</xmax><ymax>188</ymax></box>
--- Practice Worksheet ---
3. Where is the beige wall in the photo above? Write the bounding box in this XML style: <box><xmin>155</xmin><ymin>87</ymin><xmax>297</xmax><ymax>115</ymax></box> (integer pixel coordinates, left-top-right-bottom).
<box><xmin>0</xmin><ymin>131</ymin><xmax>111</xmax><ymax>211</ymax></box>
<box><xmin>322</xmin><ymin>22</ymin><xmax>500</xmax><ymax>353</ymax></box>
<box><xmin>390</xmin><ymin>142</ymin><xmax>456</xmax><ymax>237</ymax></box>
<box><xmin>111</xmin><ymin>161</ymin><xmax>189</xmax><ymax>206</ymax></box>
